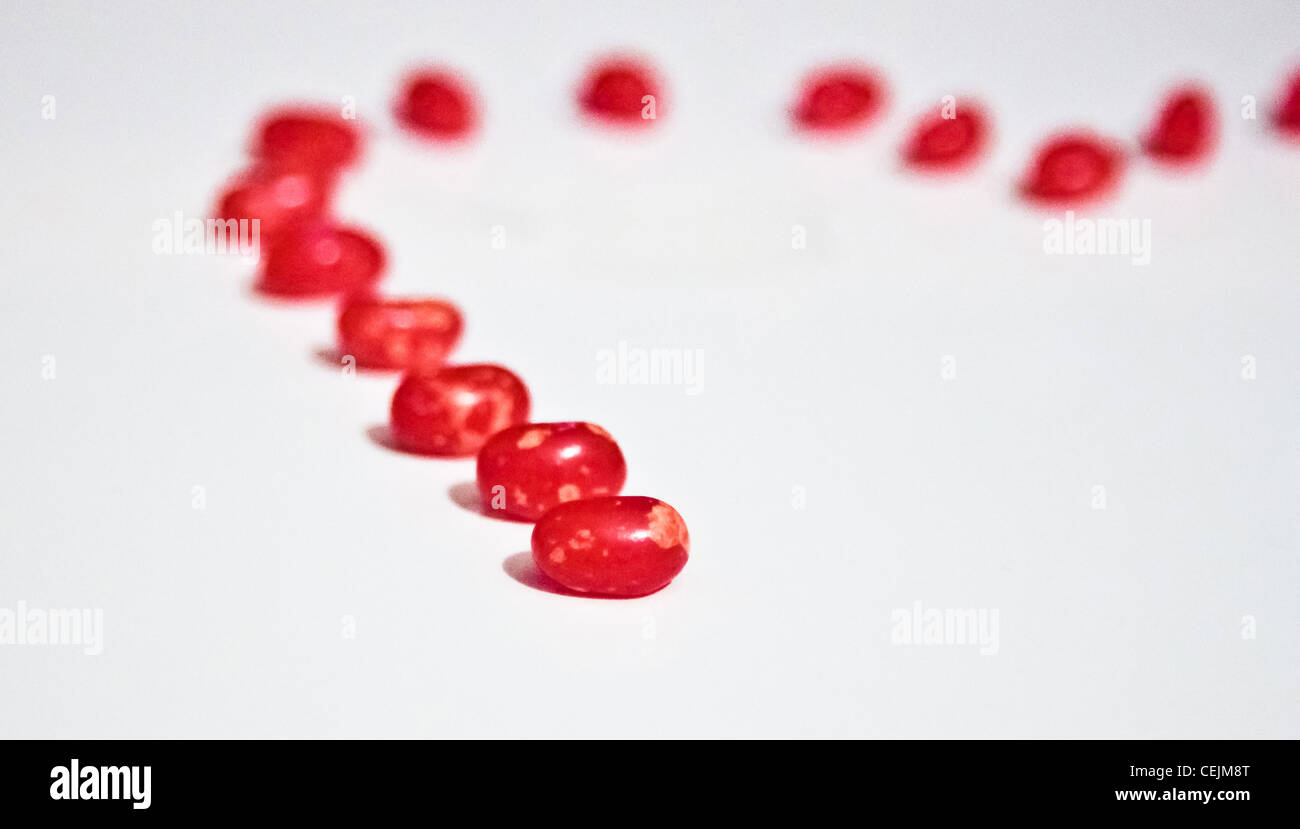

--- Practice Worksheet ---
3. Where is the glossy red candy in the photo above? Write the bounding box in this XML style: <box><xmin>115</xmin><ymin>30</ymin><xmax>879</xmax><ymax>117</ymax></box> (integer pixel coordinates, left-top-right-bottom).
<box><xmin>395</xmin><ymin>70</ymin><xmax>478</xmax><ymax>140</ymax></box>
<box><xmin>253</xmin><ymin>107</ymin><xmax>362</xmax><ymax>171</ymax></box>
<box><xmin>1019</xmin><ymin>132</ymin><xmax>1126</xmax><ymax>205</ymax></box>
<box><xmin>578</xmin><ymin>57</ymin><xmax>661</xmax><ymax>125</ymax></box>
<box><xmin>792</xmin><ymin>65</ymin><xmax>887</xmax><ymax>133</ymax></box>
<box><xmin>257</xmin><ymin>222</ymin><xmax>386</xmax><ymax>298</ymax></box>
<box><xmin>476</xmin><ymin>422</ymin><xmax>627</xmax><ymax>521</ymax></box>
<box><xmin>389</xmin><ymin>364</ymin><xmax>530</xmax><ymax>456</ymax></box>
<box><xmin>337</xmin><ymin>295</ymin><xmax>463</xmax><ymax>372</ymax></box>
<box><xmin>531</xmin><ymin>496</ymin><xmax>689</xmax><ymax>597</ymax></box>
<box><xmin>1273</xmin><ymin>69</ymin><xmax>1300</xmax><ymax>137</ymax></box>
<box><xmin>215</xmin><ymin>166</ymin><xmax>333</xmax><ymax>243</ymax></box>
<box><xmin>902</xmin><ymin>103</ymin><xmax>990</xmax><ymax>171</ymax></box>
<box><xmin>1142</xmin><ymin>85</ymin><xmax>1217</xmax><ymax>163</ymax></box>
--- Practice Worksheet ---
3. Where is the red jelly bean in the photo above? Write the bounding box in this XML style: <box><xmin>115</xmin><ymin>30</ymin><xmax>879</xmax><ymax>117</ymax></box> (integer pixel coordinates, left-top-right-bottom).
<box><xmin>253</xmin><ymin>107</ymin><xmax>362</xmax><ymax>171</ymax></box>
<box><xmin>792</xmin><ymin>65</ymin><xmax>887</xmax><ymax>133</ymax></box>
<box><xmin>337</xmin><ymin>294</ymin><xmax>464</xmax><ymax>372</ymax></box>
<box><xmin>1019</xmin><ymin>132</ymin><xmax>1126</xmax><ymax>205</ymax></box>
<box><xmin>1142</xmin><ymin>85</ymin><xmax>1217</xmax><ymax>164</ymax></box>
<box><xmin>476</xmin><ymin>422</ymin><xmax>627</xmax><ymax>521</ymax></box>
<box><xmin>215</xmin><ymin>166</ymin><xmax>333</xmax><ymax>243</ymax></box>
<box><xmin>1273</xmin><ymin>69</ymin><xmax>1300</xmax><ymax>137</ymax></box>
<box><xmin>389</xmin><ymin>364</ymin><xmax>530</xmax><ymax>456</ymax></box>
<box><xmin>901</xmin><ymin>102</ymin><xmax>990</xmax><ymax>171</ymax></box>
<box><xmin>578</xmin><ymin>57</ymin><xmax>662</xmax><ymax>126</ymax></box>
<box><xmin>531</xmin><ymin>496</ymin><xmax>689</xmax><ymax>597</ymax></box>
<box><xmin>257</xmin><ymin>222</ymin><xmax>386</xmax><ymax>298</ymax></box>
<box><xmin>395</xmin><ymin>70</ymin><xmax>478</xmax><ymax>140</ymax></box>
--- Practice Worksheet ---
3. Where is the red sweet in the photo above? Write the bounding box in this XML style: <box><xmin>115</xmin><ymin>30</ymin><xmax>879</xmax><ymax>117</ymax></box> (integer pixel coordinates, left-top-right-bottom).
<box><xmin>578</xmin><ymin>57</ymin><xmax>662</xmax><ymax>125</ymax></box>
<box><xmin>215</xmin><ymin>166</ymin><xmax>333</xmax><ymax>242</ymax></box>
<box><xmin>389</xmin><ymin>364</ymin><xmax>530</xmax><ymax>456</ymax></box>
<box><xmin>337</xmin><ymin>295</ymin><xmax>463</xmax><ymax>372</ymax></box>
<box><xmin>1273</xmin><ymin>69</ymin><xmax>1300</xmax><ymax>137</ymax></box>
<box><xmin>476</xmin><ymin>422</ymin><xmax>627</xmax><ymax>521</ymax></box>
<box><xmin>257</xmin><ymin>222</ymin><xmax>386</xmax><ymax>298</ymax></box>
<box><xmin>902</xmin><ymin>102</ymin><xmax>990</xmax><ymax>170</ymax></box>
<box><xmin>792</xmin><ymin>65</ymin><xmax>887</xmax><ymax>133</ymax></box>
<box><xmin>531</xmin><ymin>496</ymin><xmax>689</xmax><ymax>597</ymax></box>
<box><xmin>395</xmin><ymin>70</ymin><xmax>478</xmax><ymax>140</ymax></box>
<box><xmin>252</xmin><ymin>107</ymin><xmax>362</xmax><ymax>171</ymax></box>
<box><xmin>1142</xmin><ymin>85</ymin><xmax>1217</xmax><ymax>163</ymax></box>
<box><xmin>1019</xmin><ymin>132</ymin><xmax>1126</xmax><ymax>205</ymax></box>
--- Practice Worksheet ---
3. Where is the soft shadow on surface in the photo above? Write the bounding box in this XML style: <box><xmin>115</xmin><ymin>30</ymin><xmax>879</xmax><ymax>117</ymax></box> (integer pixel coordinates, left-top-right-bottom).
<box><xmin>314</xmin><ymin>346</ymin><xmax>346</xmax><ymax>369</ymax></box>
<box><xmin>313</xmin><ymin>346</ymin><xmax>398</xmax><ymax>375</ymax></box>
<box><xmin>246</xmin><ymin>282</ymin><xmax>344</xmax><ymax>305</ymax></box>
<box><xmin>366</xmin><ymin>424</ymin><xmax>433</xmax><ymax>457</ymax></box>
<box><xmin>501</xmin><ymin>552</ymin><xmax>648</xmax><ymax>600</ymax></box>
<box><xmin>448</xmin><ymin>482</ymin><xmax>532</xmax><ymax>523</ymax></box>
<box><xmin>366</xmin><ymin>424</ymin><xmax>401</xmax><ymax>452</ymax></box>
<box><xmin>502</xmin><ymin>551</ymin><xmax>584</xmax><ymax>596</ymax></box>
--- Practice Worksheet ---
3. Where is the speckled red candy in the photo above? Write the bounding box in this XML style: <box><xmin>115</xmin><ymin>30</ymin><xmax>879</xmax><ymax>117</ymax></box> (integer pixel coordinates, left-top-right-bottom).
<box><xmin>476</xmin><ymin>422</ymin><xmax>627</xmax><ymax>522</ymax></box>
<box><xmin>390</xmin><ymin>364</ymin><xmax>530</xmax><ymax>457</ymax></box>
<box><xmin>253</xmin><ymin>107</ymin><xmax>363</xmax><ymax>171</ymax></box>
<box><xmin>902</xmin><ymin>102</ymin><xmax>990</xmax><ymax>171</ymax></box>
<box><xmin>1142</xmin><ymin>85</ymin><xmax>1218</xmax><ymax>164</ymax></box>
<box><xmin>395</xmin><ymin>70</ymin><xmax>478</xmax><ymax>140</ymax></box>
<box><xmin>792</xmin><ymin>65</ymin><xmax>887</xmax><ymax>133</ymax></box>
<box><xmin>531</xmin><ymin>496</ymin><xmax>689</xmax><ymax>597</ymax></box>
<box><xmin>1019</xmin><ymin>131</ymin><xmax>1126</xmax><ymax>205</ymax></box>
<box><xmin>215</xmin><ymin>166</ymin><xmax>333</xmax><ymax>243</ymax></box>
<box><xmin>578</xmin><ymin>57</ymin><xmax>662</xmax><ymax>125</ymax></box>
<box><xmin>337</xmin><ymin>294</ymin><xmax>464</xmax><ymax>373</ymax></box>
<box><xmin>257</xmin><ymin>222</ymin><xmax>385</xmax><ymax>298</ymax></box>
<box><xmin>1273</xmin><ymin>68</ymin><xmax>1300</xmax><ymax>137</ymax></box>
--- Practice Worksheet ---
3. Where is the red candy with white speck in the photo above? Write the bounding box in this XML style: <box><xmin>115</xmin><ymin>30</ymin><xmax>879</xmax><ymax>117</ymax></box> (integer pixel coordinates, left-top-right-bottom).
<box><xmin>1142</xmin><ymin>85</ymin><xmax>1218</xmax><ymax>164</ymax></box>
<box><xmin>395</xmin><ymin>70</ymin><xmax>478</xmax><ymax>140</ymax></box>
<box><xmin>257</xmin><ymin>222</ymin><xmax>386</xmax><ymax>298</ymax></box>
<box><xmin>531</xmin><ymin>496</ymin><xmax>689</xmax><ymax>596</ymax></box>
<box><xmin>1273</xmin><ymin>68</ymin><xmax>1300</xmax><ymax>137</ymax></box>
<box><xmin>792</xmin><ymin>65</ymin><xmax>887</xmax><ymax>133</ymax></box>
<box><xmin>252</xmin><ymin>107</ymin><xmax>362</xmax><ymax>172</ymax></box>
<box><xmin>1019</xmin><ymin>131</ymin><xmax>1126</xmax><ymax>205</ymax></box>
<box><xmin>215</xmin><ymin>166</ymin><xmax>334</xmax><ymax>243</ymax></box>
<box><xmin>902</xmin><ymin>102</ymin><xmax>990</xmax><ymax>171</ymax></box>
<box><xmin>476</xmin><ymin>422</ymin><xmax>627</xmax><ymax>521</ymax></box>
<box><xmin>390</xmin><ymin>364</ymin><xmax>530</xmax><ymax>456</ymax></box>
<box><xmin>578</xmin><ymin>57</ymin><xmax>662</xmax><ymax>125</ymax></box>
<box><xmin>337</xmin><ymin>294</ymin><xmax>463</xmax><ymax>372</ymax></box>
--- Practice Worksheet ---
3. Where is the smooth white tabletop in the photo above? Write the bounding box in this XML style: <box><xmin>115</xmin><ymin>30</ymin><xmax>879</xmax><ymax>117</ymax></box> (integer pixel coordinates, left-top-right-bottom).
<box><xmin>2</xmin><ymin>0</ymin><xmax>1297</xmax><ymax>737</ymax></box>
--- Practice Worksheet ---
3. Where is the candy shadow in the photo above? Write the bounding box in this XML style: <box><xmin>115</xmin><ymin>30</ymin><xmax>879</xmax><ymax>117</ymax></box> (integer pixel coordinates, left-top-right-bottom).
<box><xmin>247</xmin><ymin>283</ymin><xmax>335</xmax><ymax>304</ymax></box>
<box><xmin>313</xmin><ymin>346</ymin><xmax>397</xmax><ymax>375</ymax></box>
<box><xmin>501</xmin><ymin>552</ymin><xmax>662</xmax><ymax>600</ymax></box>
<box><xmin>314</xmin><ymin>346</ymin><xmax>344</xmax><ymax>369</ymax></box>
<box><xmin>448</xmin><ymin>482</ymin><xmax>532</xmax><ymax>524</ymax></box>
<box><xmin>366</xmin><ymin>424</ymin><xmax>446</xmax><ymax>458</ymax></box>
<box><xmin>502</xmin><ymin>552</ymin><xmax>646</xmax><ymax>600</ymax></box>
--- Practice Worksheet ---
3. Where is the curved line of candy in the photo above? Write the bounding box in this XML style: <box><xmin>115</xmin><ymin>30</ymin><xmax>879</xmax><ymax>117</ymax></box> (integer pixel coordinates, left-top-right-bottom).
<box><xmin>215</xmin><ymin>59</ymin><xmax>1300</xmax><ymax>599</ymax></box>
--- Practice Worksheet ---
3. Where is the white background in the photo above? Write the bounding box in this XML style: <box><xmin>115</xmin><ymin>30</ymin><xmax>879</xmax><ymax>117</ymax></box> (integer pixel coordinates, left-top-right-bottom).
<box><xmin>2</xmin><ymin>0</ymin><xmax>1298</xmax><ymax>737</ymax></box>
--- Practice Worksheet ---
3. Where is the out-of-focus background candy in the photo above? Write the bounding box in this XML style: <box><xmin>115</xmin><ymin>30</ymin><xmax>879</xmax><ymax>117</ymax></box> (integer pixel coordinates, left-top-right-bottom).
<box><xmin>1</xmin><ymin>0</ymin><xmax>1298</xmax><ymax>737</ymax></box>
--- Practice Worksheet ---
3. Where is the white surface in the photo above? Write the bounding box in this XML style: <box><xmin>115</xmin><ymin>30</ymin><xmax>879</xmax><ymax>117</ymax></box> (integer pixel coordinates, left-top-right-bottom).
<box><xmin>2</xmin><ymin>0</ymin><xmax>1298</xmax><ymax>738</ymax></box>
